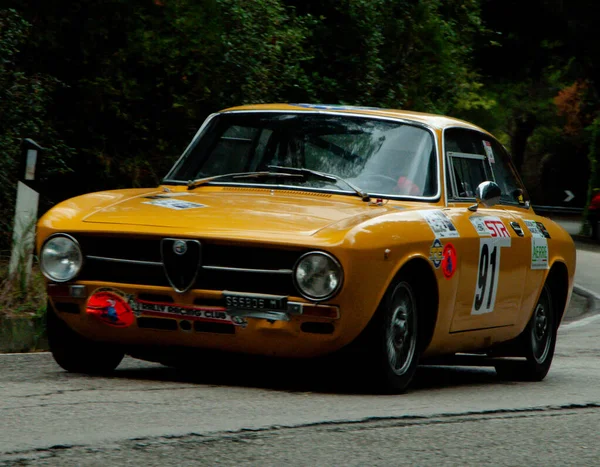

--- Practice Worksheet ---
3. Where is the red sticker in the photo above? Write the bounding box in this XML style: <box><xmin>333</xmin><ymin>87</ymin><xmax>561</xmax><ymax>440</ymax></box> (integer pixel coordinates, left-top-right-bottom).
<box><xmin>87</xmin><ymin>291</ymin><xmax>135</xmax><ymax>327</ymax></box>
<box><xmin>441</xmin><ymin>243</ymin><xmax>457</xmax><ymax>279</ymax></box>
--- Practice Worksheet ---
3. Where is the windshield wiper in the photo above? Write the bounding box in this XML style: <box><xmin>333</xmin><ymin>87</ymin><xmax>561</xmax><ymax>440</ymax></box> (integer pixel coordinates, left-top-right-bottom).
<box><xmin>187</xmin><ymin>171</ymin><xmax>303</xmax><ymax>190</ymax></box>
<box><xmin>267</xmin><ymin>165</ymin><xmax>371</xmax><ymax>202</ymax></box>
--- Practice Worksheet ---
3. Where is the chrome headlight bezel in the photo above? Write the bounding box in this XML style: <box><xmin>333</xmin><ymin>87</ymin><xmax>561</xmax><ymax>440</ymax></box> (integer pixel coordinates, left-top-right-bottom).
<box><xmin>40</xmin><ymin>233</ymin><xmax>83</xmax><ymax>283</ymax></box>
<box><xmin>293</xmin><ymin>251</ymin><xmax>343</xmax><ymax>301</ymax></box>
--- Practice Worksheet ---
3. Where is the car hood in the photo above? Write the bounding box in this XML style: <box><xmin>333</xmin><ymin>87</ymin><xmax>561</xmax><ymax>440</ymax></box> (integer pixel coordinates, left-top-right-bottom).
<box><xmin>82</xmin><ymin>188</ymin><xmax>391</xmax><ymax>237</ymax></box>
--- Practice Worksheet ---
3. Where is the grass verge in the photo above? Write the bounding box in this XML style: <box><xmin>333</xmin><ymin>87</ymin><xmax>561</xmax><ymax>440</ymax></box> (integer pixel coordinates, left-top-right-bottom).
<box><xmin>0</xmin><ymin>258</ymin><xmax>47</xmax><ymax>319</ymax></box>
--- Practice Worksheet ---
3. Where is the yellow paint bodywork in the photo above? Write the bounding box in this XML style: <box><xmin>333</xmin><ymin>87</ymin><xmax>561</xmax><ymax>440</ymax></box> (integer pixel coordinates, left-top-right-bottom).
<box><xmin>37</xmin><ymin>104</ymin><xmax>576</xmax><ymax>359</ymax></box>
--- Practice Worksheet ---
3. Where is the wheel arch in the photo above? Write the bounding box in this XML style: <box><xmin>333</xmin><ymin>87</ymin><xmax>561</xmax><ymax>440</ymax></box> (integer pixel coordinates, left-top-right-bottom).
<box><xmin>341</xmin><ymin>255</ymin><xmax>439</xmax><ymax>356</ymax></box>
<box><xmin>385</xmin><ymin>257</ymin><xmax>440</xmax><ymax>351</ymax></box>
<box><xmin>546</xmin><ymin>261</ymin><xmax>570</xmax><ymax>327</ymax></box>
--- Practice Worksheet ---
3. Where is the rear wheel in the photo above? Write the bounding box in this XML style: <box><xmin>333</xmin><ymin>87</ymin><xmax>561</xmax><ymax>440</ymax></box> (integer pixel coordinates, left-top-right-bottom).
<box><xmin>366</xmin><ymin>277</ymin><xmax>422</xmax><ymax>393</ymax></box>
<box><xmin>494</xmin><ymin>284</ymin><xmax>556</xmax><ymax>381</ymax></box>
<box><xmin>47</xmin><ymin>302</ymin><xmax>124</xmax><ymax>374</ymax></box>
<box><xmin>592</xmin><ymin>219</ymin><xmax>600</xmax><ymax>243</ymax></box>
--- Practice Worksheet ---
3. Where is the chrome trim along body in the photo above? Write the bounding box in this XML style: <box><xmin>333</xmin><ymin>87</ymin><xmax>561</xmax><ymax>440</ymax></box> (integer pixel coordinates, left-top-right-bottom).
<box><xmin>203</xmin><ymin>265</ymin><xmax>293</xmax><ymax>275</ymax></box>
<box><xmin>86</xmin><ymin>256</ymin><xmax>162</xmax><ymax>267</ymax></box>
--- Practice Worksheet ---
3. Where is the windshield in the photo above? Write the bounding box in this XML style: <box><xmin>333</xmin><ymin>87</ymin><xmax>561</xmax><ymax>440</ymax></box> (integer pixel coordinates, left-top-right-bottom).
<box><xmin>166</xmin><ymin>112</ymin><xmax>438</xmax><ymax>198</ymax></box>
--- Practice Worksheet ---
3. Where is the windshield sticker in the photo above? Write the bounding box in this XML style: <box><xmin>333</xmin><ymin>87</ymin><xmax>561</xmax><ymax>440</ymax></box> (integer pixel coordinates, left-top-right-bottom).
<box><xmin>441</xmin><ymin>243</ymin><xmax>457</xmax><ymax>279</ymax></box>
<box><xmin>483</xmin><ymin>140</ymin><xmax>495</xmax><ymax>163</ymax></box>
<box><xmin>470</xmin><ymin>216</ymin><xmax>510</xmax><ymax>238</ymax></box>
<box><xmin>429</xmin><ymin>239</ymin><xmax>444</xmax><ymax>268</ymax></box>
<box><xmin>421</xmin><ymin>210</ymin><xmax>459</xmax><ymax>238</ymax></box>
<box><xmin>143</xmin><ymin>198</ymin><xmax>206</xmax><ymax>210</ymax></box>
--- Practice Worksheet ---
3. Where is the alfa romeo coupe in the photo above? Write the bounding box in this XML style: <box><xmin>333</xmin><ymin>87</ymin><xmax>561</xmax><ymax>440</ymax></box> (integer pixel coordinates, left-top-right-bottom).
<box><xmin>37</xmin><ymin>104</ymin><xmax>576</xmax><ymax>392</ymax></box>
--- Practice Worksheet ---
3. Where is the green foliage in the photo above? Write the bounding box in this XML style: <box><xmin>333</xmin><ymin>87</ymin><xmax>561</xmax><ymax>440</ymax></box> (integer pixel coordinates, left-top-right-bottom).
<box><xmin>5</xmin><ymin>0</ymin><xmax>488</xmax><ymax>201</ymax></box>
<box><xmin>0</xmin><ymin>9</ymin><xmax>74</xmax><ymax>249</ymax></box>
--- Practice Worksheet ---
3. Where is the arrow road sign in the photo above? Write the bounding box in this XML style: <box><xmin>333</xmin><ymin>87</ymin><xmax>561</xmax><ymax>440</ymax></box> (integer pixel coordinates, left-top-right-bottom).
<box><xmin>564</xmin><ymin>190</ymin><xmax>575</xmax><ymax>203</ymax></box>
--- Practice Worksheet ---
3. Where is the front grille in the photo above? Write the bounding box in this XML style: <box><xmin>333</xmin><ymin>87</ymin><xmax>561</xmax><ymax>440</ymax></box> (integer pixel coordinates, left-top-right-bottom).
<box><xmin>74</xmin><ymin>234</ymin><xmax>303</xmax><ymax>296</ymax></box>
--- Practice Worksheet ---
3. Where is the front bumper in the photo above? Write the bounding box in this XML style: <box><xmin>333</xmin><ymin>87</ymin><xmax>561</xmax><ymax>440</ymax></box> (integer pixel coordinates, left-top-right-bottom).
<box><xmin>48</xmin><ymin>282</ymin><xmax>347</xmax><ymax>358</ymax></box>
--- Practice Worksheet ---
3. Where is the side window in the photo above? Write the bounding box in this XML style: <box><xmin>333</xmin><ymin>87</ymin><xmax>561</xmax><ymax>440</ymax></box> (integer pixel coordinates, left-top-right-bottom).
<box><xmin>445</xmin><ymin>128</ymin><xmax>492</xmax><ymax>200</ymax></box>
<box><xmin>448</xmin><ymin>153</ymin><xmax>492</xmax><ymax>198</ymax></box>
<box><xmin>445</xmin><ymin>128</ymin><xmax>528</xmax><ymax>205</ymax></box>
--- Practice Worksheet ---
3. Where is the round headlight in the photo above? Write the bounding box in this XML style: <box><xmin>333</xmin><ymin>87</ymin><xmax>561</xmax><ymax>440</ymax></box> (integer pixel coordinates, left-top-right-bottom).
<box><xmin>293</xmin><ymin>252</ymin><xmax>343</xmax><ymax>301</ymax></box>
<box><xmin>40</xmin><ymin>234</ymin><xmax>83</xmax><ymax>282</ymax></box>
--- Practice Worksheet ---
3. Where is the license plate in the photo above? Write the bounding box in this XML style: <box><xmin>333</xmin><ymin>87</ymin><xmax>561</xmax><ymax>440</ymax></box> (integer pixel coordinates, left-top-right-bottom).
<box><xmin>223</xmin><ymin>292</ymin><xmax>288</xmax><ymax>312</ymax></box>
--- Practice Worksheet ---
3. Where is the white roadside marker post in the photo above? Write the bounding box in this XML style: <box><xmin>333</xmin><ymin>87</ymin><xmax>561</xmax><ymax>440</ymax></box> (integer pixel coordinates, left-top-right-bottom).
<box><xmin>9</xmin><ymin>139</ymin><xmax>44</xmax><ymax>284</ymax></box>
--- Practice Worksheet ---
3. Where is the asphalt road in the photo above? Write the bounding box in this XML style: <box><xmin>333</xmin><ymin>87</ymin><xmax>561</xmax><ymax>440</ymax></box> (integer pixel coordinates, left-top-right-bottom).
<box><xmin>2</xmin><ymin>311</ymin><xmax>600</xmax><ymax>466</ymax></box>
<box><xmin>574</xmin><ymin>240</ymin><xmax>600</xmax><ymax>297</ymax></box>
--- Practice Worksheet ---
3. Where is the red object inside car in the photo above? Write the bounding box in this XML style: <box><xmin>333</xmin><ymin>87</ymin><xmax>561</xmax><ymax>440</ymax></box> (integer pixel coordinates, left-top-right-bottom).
<box><xmin>590</xmin><ymin>192</ymin><xmax>600</xmax><ymax>211</ymax></box>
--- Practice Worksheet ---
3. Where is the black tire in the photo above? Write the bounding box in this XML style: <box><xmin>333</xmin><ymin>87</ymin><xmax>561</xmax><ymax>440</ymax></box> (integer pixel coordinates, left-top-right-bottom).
<box><xmin>47</xmin><ymin>302</ymin><xmax>124</xmax><ymax>374</ymax></box>
<box><xmin>592</xmin><ymin>220</ymin><xmax>600</xmax><ymax>243</ymax></box>
<box><xmin>494</xmin><ymin>283</ymin><xmax>556</xmax><ymax>381</ymax></box>
<box><xmin>365</xmin><ymin>276</ymin><xmax>422</xmax><ymax>393</ymax></box>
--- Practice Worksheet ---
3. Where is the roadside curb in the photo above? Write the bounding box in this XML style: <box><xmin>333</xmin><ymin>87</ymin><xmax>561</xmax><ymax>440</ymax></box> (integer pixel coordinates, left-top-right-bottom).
<box><xmin>572</xmin><ymin>284</ymin><xmax>600</xmax><ymax>316</ymax></box>
<box><xmin>0</xmin><ymin>316</ymin><xmax>47</xmax><ymax>353</ymax></box>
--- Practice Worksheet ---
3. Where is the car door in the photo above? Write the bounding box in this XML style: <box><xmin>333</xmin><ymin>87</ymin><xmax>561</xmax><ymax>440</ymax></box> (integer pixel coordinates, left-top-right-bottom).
<box><xmin>443</xmin><ymin>128</ymin><xmax>530</xmax><ymax>332</ymax></box>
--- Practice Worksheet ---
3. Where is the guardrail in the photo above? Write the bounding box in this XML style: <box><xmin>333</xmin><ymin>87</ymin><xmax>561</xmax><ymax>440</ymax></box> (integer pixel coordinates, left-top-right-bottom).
<box><xmin>532</xmin><ymin>205</ymin><xmax>585</xmax><ymax>216</ymax></box>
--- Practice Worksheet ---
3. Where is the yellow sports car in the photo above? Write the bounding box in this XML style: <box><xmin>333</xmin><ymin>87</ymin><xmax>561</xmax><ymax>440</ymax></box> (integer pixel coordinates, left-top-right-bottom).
<box><xmin>37</xmin><ymin>104</ymin><xmax>576</xmax><ymax>392</ymax></box>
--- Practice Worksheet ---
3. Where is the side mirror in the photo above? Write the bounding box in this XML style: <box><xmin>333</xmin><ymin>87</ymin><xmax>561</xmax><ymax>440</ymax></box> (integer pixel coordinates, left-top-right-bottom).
<box><xmin>469</xmin><ymin>181</ymin><xmax>501</xmax><ymax>212</ymax></box>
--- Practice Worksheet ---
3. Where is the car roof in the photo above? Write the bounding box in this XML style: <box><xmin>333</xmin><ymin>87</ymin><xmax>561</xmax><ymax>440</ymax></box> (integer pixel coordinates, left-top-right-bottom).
<box><xmin>220</xmin><ymin>103</ymin><xmax>490</xmax><ymax>133</ymax></box>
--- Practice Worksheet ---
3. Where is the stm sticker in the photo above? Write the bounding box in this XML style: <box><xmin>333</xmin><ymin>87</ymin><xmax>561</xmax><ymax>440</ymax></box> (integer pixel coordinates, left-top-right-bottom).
<box><xmin>143</xmin><ymin>198</ymin><xmax>206</xmax><ymax>210</ymax></box>
<box><xmin>483</xmin><ymin>140</ymin><xmax>495</xmax><ymax>163</ymax></box>
<box><xmin>429</xmin><ymin>239</ymin><xmax>444</xmax><ymax>268</ymax></box>
<box><xmin>421</xmin><ymin>210</ymin><xmax>459</xmax><ymax>238</ymax></box>
<box><xmin>441</xmin><ymin>243</ymin><xmax>457</xmax><ymax>279</ymax></box>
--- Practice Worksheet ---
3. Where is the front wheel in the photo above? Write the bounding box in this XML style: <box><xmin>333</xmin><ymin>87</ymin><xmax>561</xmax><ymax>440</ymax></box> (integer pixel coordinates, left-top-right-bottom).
<box><xmin>495</xmin><ymin>284</ymin><xmax>556</xmax><ymax>381</ymax></box>
<box><xmin>366</xmin><ymin>278</ymin><xmax>421</xmax><ymax>393</ymax></box>
<box><xmin>47</xmin><ymin>302</ymin><xmax>124</xmax><ymax>374</ymax></box>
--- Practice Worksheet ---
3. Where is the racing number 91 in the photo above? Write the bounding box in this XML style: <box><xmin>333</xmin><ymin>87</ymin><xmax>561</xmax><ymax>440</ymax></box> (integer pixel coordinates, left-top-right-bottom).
<box><xmin>472</xmin><ymin>238</ymin><xmax>506</xmax><ymax>315</ymax></box>
<box><xmin>474</xmin><ymin>241</ymin><xmax>498</xmax><ymax>313</ymax></box>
